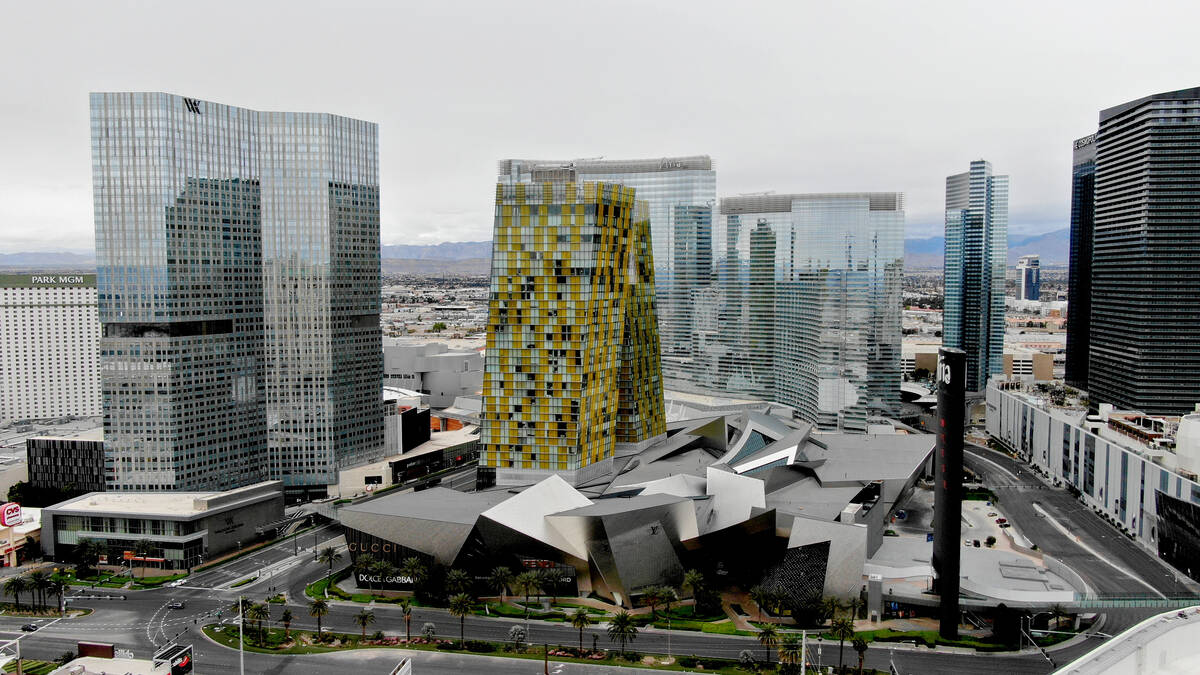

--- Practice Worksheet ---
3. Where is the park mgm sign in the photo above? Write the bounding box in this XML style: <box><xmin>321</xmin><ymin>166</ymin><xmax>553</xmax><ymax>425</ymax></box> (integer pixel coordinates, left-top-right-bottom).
<box><xmin>0</xmin><ymin>274</ymin><xmax>96</xmax><ymax>288</ymax></box>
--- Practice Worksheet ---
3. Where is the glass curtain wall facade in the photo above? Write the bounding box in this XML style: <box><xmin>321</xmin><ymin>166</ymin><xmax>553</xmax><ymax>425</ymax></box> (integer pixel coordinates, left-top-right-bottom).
<box><xmin>91</xmin><ymin>93</ymin><xmax>382</xmax><ymax>494</ymax></box>
<box><xmin>1089</xmin><ymin>87</ymin><xmax>1200</xmax><ymax>414</ymax></box>
<box><xmin>498</xmin><ymin>158</ymin><xmax>715</xmax><ymax>393</ymax></box>
<box><xmin>716</xmin><ymin>193</ymin><xmax>905</xmax><ymax>432</ymax></box>
<box><xmin>944</xmin><ymin>160</ymin><xmax>1008</xmax><ymax>392</ymax></box>
<box><xmin>1016</xmin><ymin>255</ymin><xmax>1040</xmax><ymax>301</ymax></box>
<box><xmin>481</xmin><ymin>181</ymin><xmax>666</xmax><ymax>485</ymax></box>
<box><xmin>1065</xmin><ymin>134</ymin><xmax>1097</xmax><ymax>390</ymax></box>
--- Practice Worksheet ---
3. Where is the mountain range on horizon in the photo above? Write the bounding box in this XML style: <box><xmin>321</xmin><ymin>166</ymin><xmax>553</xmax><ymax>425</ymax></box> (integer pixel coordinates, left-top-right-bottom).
<box><xmin>2</xmin><ymin>229</ymin><xmax>1070</xmax><ymax>270</ymax></box>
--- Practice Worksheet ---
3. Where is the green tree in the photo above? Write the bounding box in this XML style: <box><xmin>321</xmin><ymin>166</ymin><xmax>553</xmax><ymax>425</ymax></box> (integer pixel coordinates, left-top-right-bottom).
<box><xmin>682</xmin><ymin>569</ymin><xmax>705</xmax><ymax>599</ymax></box>
<box><xmin>606</xmin><ymin>609</ymin><xmax>637</xmax><ymax>655</ymax></box>
<box><xmin>28</xmin><ymin>571</ymin><xmax>48</xmax><ymax>610</ymax></box>
<box><xmin>514</xmin><ymin>570</ymin><xmax>540</xmax><ymax>617</ymax></box>
<box><xmin>399</xmin><ymin>597</ymin><xmax>413</xmax><ymax>641</ymax></box>
<box><xmin>848</xmin><ymin>595</ymin><xmax>866</xmax><ymax>621</ymax></box>
<box><xmin>430</xmin><ymin>322</ymin><xmax>447</xmax><ymax>333</ymax></box>
<box><xmin>820</xmin><ymin>596</ymin><xmax>842</xmax><ymax>625</ymax></box>
<box><xmin>831</xmin><ymin>616</ymin><xmax>856</xmax><ymax>673</ymax></box>
<box><xmin>757</xmin><ymin>624</ymin><xmax>778</xmax><ymax>665</ymax></box>
<box><xmin>749</xmin><ymin>585</ymin><xmax>771</xmax><ymax>622</ymax></box>
<box><xmin>508</xmin><ymin>624</ymin><xmax>526</xmax><ymax>651</ymax></box>
<box><xmin>370</xmin><ymin>560</ymin><xmax>392</xmax><ymax>594</ymax></box>
<box><xmin>448</xmin><ymin>593</ymin><xmax>473</xmax><ymax>646</ymax></box>
<box><xmin>281</xmin><ymin>608</ymin><xmax>293</xmax><ymax>638</ymax></box>
<box><xmin>48</xmin><ymin>574</ymin><xmax>67</xmax><ymax>614</ymax></box>
<box><xmin>354</xmin><ymin>609</ymin><xmax>376</xmax><ymax>639</ymax></box>
<box><xmin>488</xmin><ymin>566</ymin><xmax>513</xmax><ymax>604</ymax></box>
<box><xmin>133</xmin><ymin>539</ymin><xmax>155</xmax><ymax>580</ymax></box>
<box><xmin>308</xmin><ymin>597</ymin><xmax>329</xmax><ymax>635</ymax></box>
<box><xmin>72</xmin><ymin>539</ymin><xmax>102</xmax><ymax>577</ymax></box>
<box><xmin>445</xmin><ymin>568</ymin><xmax>472</xmax><ymax>597</ymax></box>
<box><xmin>4</xmin><ymin>576</ymin><xmax>26</xmax><ymax>612</ymax></box>
<box><xmin>853</xmin><ymin>635</ymin><xmax>869</xmax><ymax>675</ymax></box>
<box><xmin>570</xmin><ymin>607</ymin><xmax>592</xmax><ymax>653</ymax></box>
<box><xmin>400</xmin><ymin>556</ymin><xmax>427</xmax><ymax>590</ymax></box>
<box><xmin>778</xmin><ymin>633</ymin><xmax>804</xmax><ymax>672</ymax></box>
<box><xmin>985</xmin><ymin>535</ymin><xmax>997</xmax><ymax>548</ymax></box>
<box><xmin>539</xmin><ymin>569</ymin><xmax>566</xmax><ymax>604</ymax></box>
<box><xmin>318</xmin><ymin>546</ymin><xmax>343</xmax><ymax>591</ymax></box>
<box><xmin>247</xmin><ymin>603</ymin><xmax>270</xmax><ymax>644</ymax></box>
<box><xmin>354</xmin><ymin>553</ymin><xmax>378</xmax><ymax>593</ymax></box>
<box><xmin>641</xmin><ymin>586</ymin><xmax>664</xmax><ymax>619</ymax></box>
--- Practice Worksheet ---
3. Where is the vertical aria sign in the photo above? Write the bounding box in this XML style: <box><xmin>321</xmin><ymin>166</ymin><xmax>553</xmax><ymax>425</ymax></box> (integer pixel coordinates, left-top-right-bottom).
<box><xmin>932</xmin><ymin>347</ymin><xmax>965</xmax><ymax>639</ymax></box>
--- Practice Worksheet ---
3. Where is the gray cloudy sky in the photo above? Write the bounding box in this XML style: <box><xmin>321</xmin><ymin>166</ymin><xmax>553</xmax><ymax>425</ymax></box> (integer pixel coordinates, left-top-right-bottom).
<box><xmin>3</xmin><ymin>0</ymin><xmax>1199</xmax><ymax>252</ymax></box>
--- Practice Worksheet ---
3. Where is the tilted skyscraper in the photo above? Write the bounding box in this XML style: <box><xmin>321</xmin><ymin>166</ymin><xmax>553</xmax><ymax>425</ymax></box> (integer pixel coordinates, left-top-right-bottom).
<box><xmin>1088</xmin><ymin>87</ymin><xmax>1200</xmax><ymax>414</ymax></box>
<box><xmin>716</xmin><ymin>193</ymin><xmax>905</xmax><ymax>432</ymax></box>
<box><xmin>1065</xmin><ymin>133</ymin><xmax>1096</xmax><ymax>390</ymax></box>
<box><xmin>498</xmin><ymin>157</ymin><xmax>715</xmax><ymax>392</ymax></box>
<box><xmin>92</xmin><ymin>92</ymin><xmax>383</xmax><ymax>495</ymax></box>
<box><xmin>944</xmin><ymin>160</ymin><xmax>1008</xmax><ymax>392</ymax></box>
<box><xmin>481</xmin><ymin>180</ymin><xmax>666</xmax><ymax>485</ymax></box>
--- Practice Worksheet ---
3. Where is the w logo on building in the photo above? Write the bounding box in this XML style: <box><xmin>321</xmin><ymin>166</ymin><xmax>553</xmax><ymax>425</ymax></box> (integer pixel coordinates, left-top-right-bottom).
<box><xmin>183</xmin><ymin>97</ymin><xmax>202</xmax><ymax>114</ymax></box>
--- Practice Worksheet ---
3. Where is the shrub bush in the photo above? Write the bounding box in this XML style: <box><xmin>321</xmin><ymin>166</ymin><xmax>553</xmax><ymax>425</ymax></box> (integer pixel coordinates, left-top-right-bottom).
<box><xmin>436</xmin><ymin>642</ymin><xmax>463</xmax><ymax>651</ymax></box>
<box><xmin>678</xmin><ymin>656</ymin><xmax>698</xmax><ymax>667</ymax></box>
<box><xmin>464</xmin><ymin>640</ymin><xmax>495</xmax><ymax>653</ymax></box>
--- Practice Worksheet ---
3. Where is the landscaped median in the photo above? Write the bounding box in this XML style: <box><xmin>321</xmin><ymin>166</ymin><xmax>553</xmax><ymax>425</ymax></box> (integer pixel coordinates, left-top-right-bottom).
<box><xmin>200</xmin><ymin>623</ymin><xmax>767</xmax><ymax>673</ymax></box>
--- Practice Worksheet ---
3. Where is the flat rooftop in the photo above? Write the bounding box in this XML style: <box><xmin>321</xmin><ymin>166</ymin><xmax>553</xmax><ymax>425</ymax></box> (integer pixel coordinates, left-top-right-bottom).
<box><xmin>47</xmin><ymin>481</ymin><xmax>281</xmax><ymax>518</ymax></box>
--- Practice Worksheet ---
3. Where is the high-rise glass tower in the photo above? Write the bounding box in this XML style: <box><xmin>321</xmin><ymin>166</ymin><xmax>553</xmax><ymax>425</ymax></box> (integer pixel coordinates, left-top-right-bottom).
<box><xmin>481</xmin><ymin>181</ymin><xmax>666</xmax><ymax>486</ymax></box>
<box><xmin>1089</xmin><ymin>87</ymin><xmax>1200</xmax><ymax>414</ymax></box>
<box><xmin>716</xmin><ymin>193</ymin><xmax>905</xmax><ymax>431</ymax></box>
<box><xmin>498</xmin><ymin>157</ymin><xmax>715</xmax><ymax>392</ymax></box>
<box><xmin>1065</xmin><ymin>134</ymin><xmax>1096</xmax><ymax>390</ymax></box>
<box><xmin>1015</xmin><ymin>255</ymin><xmax>1040</xmax><ymax>301</ymax></box>
<box><xmin>944</xmin><ymin>160</ymin><xmax>1008</xmax><ymax>392</ymax></box>
<box><xmin>91</xmin><ymin>92</ymin><xmax>382</xmax><ymax>495</ymax></box>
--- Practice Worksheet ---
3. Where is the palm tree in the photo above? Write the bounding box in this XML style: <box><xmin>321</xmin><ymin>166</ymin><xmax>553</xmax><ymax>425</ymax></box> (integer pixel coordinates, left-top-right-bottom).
<box><xmin>354</xmin><ymin>609</ymin><xmax>376</xmax><ymax>639</ymax></box>
<box><xmin>682</xmin><ymin>569</ymin><xmax>705</xmax><ymax>599</ymax></box>
<box><xmin>370</xmin><ymin>560</ymin><xmax>393</xmax><ymax>595</ymax></box>
<box><xmin>28</xmin><ymin>571</ymin><xmax>48</xmax><ymax>610</ymax></box>
<box><xmin>399</xmin><ymin>556</ymin><xmax>426</xmax><ymax>590</ymax></box>
<box><xmin>641</xmin><ymin>586</ymin><xmax>663</xmax><ymax>620</ymax></box>
<box><xmin>820</xmin><ymin>596</ymin><xmax>842</xmax><ymax>625</ymax></box>
<box><xmin>660</xmin><ymin>586</ymin><xmax>677</xmax><ymax>622</ymax></box>
<box><xmin>852</xmin><ymin>636</ymin><xmax>869</xmax><ymax>675</ymax></box>
<box><xmin>48</xmin><ymin>574</ymin><xmax>67</xmax><ymax>615</ymax></box>
<box><xmin>831</xmin><ymin>616</ymin><xmax>856</xmax><ymax>673</ymax></box>
<box><xmin>399</xmin><ymin>597</ymin><xmax>413</xmax><ymax>641</ymax></box>
<box><xmin>570</xmin><ymin>607</ymin><xmax>592</xmax><ymax>653</ymax></box>
<box><xmin>749</xmin><ymin>585</ymin><xmax>770</xmax><ymax>622</ymax></box>
<box><xmin>231</xmin><ymin>596</ymin><xmax>254</xmax><ymax>617</ymax></box>
<box><xmin>757</xmin><ymin>624</ymin><xmax>779</xmax><ymax>664</ymax></box>
<box><xmin>73</xmin><ymin>539</ymin><xmax>101</xmax><ymax>577</ymax></box>
<box><xmin>606</xmin><ymin>609</ymin><xmax>637</xmax><ymax>655</ymax></box>
<box><xmin>4</xmin><ymin>576</ymin><xmax>26</xmax><ymax>612</ymax></box>
<box><xmin>133</xmin><ymin>539</ymin><xmax>155</xmax><ymax>580</ymax></box>
<box><xmin>778</xmin><ymin>633</ymin><xmax>803</xmax><ymax>669</ymax></box>
<box><xmin>247</xmin><ymin>603</ymin><xmax>270</xmax><ymax>644</ymax></box>
<box><xmin>489</xmin><ymin>566</ymin><xmax>513</xmax><ymax>605</ymax></box>
<box><xmin>308</xmin><ymin>597</ymin><xmax>329</xmax><ymax>635</ymax></box>
<box><xmin>281</xmin><ymin>608</ymin><xmax>293</xmax><ymax>638</ymax></box>
<box><xmin>540</xmin><ymin>569</ymin><xmax>567</xmax><ymax>604</ymax></box>
<box><xmin>514</xmin><ymin>571</ymin><xmax>539</xmax><ymax>615</ymax></box>
<box><xmin>355</xmin><ymin>553</ymin><xmax>378</xmax><ymax>593</ymax></box>
<box><xmin>318</xmin><ymin>547</ymin><xmax>342</xmax><ymax>591</ymax></box>
<box><xmin>848</xmin><ymin>595</ymin><xmax>866</xmax><ymax>621</ymax></box>
<box><xmin>445</xmin><ymin>569</ymin><xmax>471</xmax><ymax>597</ymax></box>
<box><xmin>1050</xmin><ymin>603</ymin><xmax>1069</xmax><ymax>630</ymax></box>
<box><xmin>448</xmin><ymin>593</ymin><xmax>472</xmax><ymax>646</ymax></box>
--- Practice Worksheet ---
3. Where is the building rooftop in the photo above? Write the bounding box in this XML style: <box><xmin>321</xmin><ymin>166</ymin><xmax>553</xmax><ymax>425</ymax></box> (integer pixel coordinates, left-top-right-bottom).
<box><xmin>46</xmin><ymin>481</ymin><xmax>282</xmax><ymax>518</ymax></box>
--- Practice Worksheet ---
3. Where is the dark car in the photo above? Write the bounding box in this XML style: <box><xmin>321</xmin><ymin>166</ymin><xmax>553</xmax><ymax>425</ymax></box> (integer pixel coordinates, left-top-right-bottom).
<box><xmin>20</xmin><ymin>624</ymin><xmax>37</xmax><ymax>632</ymax></box>
<box><xmin>168</xmin><ymin>601</ymin><xmax>186</xmax><ymax>609</ymax></box>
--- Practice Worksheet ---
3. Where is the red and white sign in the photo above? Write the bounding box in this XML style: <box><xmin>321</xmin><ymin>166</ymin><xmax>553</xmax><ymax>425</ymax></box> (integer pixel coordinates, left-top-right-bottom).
<box><xmin>0</xmin><ymin>503</ymin><xmax>22</xmax><ymax>527</ymax></box>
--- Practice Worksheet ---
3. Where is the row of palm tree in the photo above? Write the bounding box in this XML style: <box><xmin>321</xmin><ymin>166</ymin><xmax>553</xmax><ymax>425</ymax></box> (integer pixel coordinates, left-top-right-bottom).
<box><xmin>757</xmin><ymin>615</ymin><xmax>870</xmax><ymax>673</ymax></box>
<box><xmin>4</xmin><ymin>571</ymin><xmax>67</xmax><ymax>613</ymax></box>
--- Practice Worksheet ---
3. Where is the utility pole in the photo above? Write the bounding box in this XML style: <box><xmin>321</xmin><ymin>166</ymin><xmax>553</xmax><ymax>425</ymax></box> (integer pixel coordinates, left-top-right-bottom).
<box><xmin>543</xmin><ymin>642</ymin><xmax>548</xmax><ymax>674</ymax></box>
<box><xmin>238</xmin><ymin>594</ymin><xmax>245</xmax><ymax>675</ymax></box>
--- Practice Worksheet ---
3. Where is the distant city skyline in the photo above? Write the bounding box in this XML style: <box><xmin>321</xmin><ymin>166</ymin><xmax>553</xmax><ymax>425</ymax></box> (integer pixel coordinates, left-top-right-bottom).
<box><xmin>5</xmin><ymin>2</ymin><xmax>1200</xmax><ymax>251</ymax></box>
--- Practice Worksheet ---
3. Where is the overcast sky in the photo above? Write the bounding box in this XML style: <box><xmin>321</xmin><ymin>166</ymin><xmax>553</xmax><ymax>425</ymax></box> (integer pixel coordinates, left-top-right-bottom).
<box><xmin>2</xmin><ymin>0</ymin><xmax>1199</xmax><ymax>252</ymax></box>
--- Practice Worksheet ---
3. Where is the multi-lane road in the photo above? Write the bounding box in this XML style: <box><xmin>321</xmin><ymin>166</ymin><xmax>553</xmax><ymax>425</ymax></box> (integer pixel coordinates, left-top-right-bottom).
<box><xmin>4</xmin><ymin>455</ymin><xmax>1196</xmax><ymax>674</ymax></box>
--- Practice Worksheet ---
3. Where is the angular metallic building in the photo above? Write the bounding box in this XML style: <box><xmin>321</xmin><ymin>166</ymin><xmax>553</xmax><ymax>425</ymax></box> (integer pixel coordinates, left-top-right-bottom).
<box><xmin>1088</xmin><ymin>87</ymin><xmax>1200</xmax><ymax>414</ymax></box>
<box><xmin>943</xmin><ymin>160</ymin><xmax>1008</xmax><ymax>392</ymax></box>
<box><xmin>91</xmin><ymin>93</ymin><xmax>382</xmax><ymax>494</ymax></box>
<box><xmin>480</xmin><ymin>181</ymin><xmax>666</xmax><ymax>486</ymax></box>
<box><xmin>498</xmin><ymin>157</ymin><xmax>715</xmax><ymax>393</ymax></box>
<box><xmin>715</xmin><ymin>193</ymin><xmax>905</xmax><ymax>432</ymax></box>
